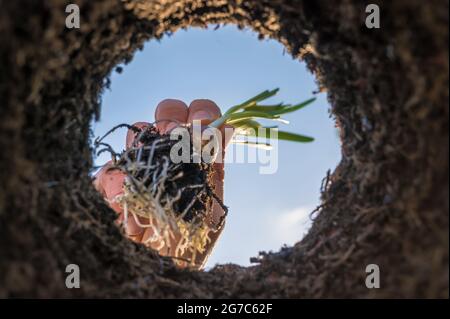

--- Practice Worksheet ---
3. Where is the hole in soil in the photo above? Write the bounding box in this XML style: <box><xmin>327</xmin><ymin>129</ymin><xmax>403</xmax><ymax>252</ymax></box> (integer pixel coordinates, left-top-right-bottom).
<box><xmin>91</xmin><ymin>25</ymin><xmax>341</xmax><ymax>268</ymax></box>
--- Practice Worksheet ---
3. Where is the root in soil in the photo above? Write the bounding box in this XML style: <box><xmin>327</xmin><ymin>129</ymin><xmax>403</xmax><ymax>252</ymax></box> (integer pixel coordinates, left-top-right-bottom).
<box><xmin>95</xmin><ymin>123</ymin><xmax>226</xmax><ymax>267</ymax></box>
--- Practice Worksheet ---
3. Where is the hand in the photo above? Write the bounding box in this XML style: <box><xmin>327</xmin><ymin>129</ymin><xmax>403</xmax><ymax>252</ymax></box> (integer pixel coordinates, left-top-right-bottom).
<box><xmin>93</xmin><ymin>99</ymin><xmax>233</xmax><ymax>268</ymax></box>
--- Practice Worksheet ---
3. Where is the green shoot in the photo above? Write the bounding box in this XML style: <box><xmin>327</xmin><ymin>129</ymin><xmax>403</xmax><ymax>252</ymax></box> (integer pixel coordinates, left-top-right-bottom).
<box><xmin>209</xmin><ymin>89</ymin><xmax>316</xmax><ymax>148</ymax></box>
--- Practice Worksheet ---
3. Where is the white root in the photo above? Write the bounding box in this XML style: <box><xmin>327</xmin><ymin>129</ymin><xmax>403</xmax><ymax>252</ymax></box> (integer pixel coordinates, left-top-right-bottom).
<box><xmin>112</xmin><ymin>136</ymin><xmax>215</xmax><ymax>267</ymax></box>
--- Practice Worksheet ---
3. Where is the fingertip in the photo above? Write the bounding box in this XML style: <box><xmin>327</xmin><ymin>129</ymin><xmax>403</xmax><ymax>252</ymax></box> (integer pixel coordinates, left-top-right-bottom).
<box><xmin>155</xmin><ymin>99</ymin><xmax>189</xmax><ymax>133</ymax></box>
<box><xmin>102</xmin><ymin>168</ymin><xmax>126</xmax><ymax>200</ymax></box>
<box><xmin>188</xmin><ymin>99</ymin><xmax>222</xmax><ymax>125</ymax></box>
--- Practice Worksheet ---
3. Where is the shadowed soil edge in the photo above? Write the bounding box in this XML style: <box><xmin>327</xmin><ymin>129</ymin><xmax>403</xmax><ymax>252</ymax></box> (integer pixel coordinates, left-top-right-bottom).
<box><xmin>0</xmin><ymin>0</ymin><xmax>448</xmax><ymax>298</ymax></box>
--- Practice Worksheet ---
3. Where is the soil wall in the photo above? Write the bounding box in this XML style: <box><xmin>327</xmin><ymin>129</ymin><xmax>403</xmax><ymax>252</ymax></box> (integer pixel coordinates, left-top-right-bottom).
<box><xmin>0</xmin><ymin>0</ymin><xmax>448</xmax><ymax>298</ymax></box>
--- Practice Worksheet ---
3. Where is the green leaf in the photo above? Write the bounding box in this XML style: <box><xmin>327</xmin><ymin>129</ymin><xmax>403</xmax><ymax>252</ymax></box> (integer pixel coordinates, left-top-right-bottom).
<box><xmin>246</xmin><ymin>97</ymin><xmax>316</xmax><ymax>116</ymax></box>
<box><xmin>211</xmin><ymin>110</ymin><xmax>284</xmax><ymax>128</ymax></box>
<box><xmin>241</xmin><ymin>103</ymin><xmax>286</xmax><ymax>113</ymax></box>
<box><xmin>231</xmin><ymin>140</ymin><xmax>273</xmax><ymax>150</ymax></box>
<box><xmin>210</xmin><ymin>89</ymin><xmax>316</xmax><ymax>144</ymax></box>
<box><xmin>277</xmin><ymin>130</ymin><xmax>315</xmax><ymax>143</ymax></box>
<box><xmin>233</xmin><ymin>119</ymin><xmax>262</xmax><ymax>128</ymax></box>
<box><xmin>238</xmin><ymin>127</ymin><xmax>315</xmax><ymax>143</ymax></box>
<box><xmin>224</xmin><ymin>88</ymin><xmax>280</xmax><ymax>115</ymax></box>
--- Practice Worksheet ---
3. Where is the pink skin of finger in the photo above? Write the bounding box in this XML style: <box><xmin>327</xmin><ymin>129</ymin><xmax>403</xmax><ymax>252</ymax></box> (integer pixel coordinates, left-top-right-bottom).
<box><xmin>93</xmin><ymin>99</ymin><xmax>233</xmax><ymax>267</ymax></box>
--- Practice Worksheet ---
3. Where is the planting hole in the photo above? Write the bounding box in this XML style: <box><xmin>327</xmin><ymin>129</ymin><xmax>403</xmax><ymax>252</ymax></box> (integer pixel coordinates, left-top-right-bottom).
<box><xmin>91</xmin><ymin>26</ymin><xmax>341</xmax><ymax>268</ymax></box>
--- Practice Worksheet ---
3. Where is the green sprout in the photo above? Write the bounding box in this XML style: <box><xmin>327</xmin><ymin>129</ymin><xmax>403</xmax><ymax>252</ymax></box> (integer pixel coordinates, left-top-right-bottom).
<box><xmin>209</xmin><ymin>88</ymin><xmax>316</xmax><ymax>149</ymax></box>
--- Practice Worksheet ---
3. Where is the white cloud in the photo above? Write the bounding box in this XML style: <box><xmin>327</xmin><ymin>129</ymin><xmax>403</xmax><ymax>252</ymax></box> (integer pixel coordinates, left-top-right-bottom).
<box><xmin>206</xmin><ymin>205</ymin><xmax>315</xmax><ymax>268</ymax></box>
<box><xmin>267</xmin><ymin>205</ymin><xmax>313</xmax><ymax>247</ymax></box>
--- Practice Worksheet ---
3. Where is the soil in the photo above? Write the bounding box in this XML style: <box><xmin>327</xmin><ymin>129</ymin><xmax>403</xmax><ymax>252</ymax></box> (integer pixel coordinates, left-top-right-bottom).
<box><xmin>0</xmin><ymin>0</ymin><xmax>448</xmax><ymax>298</ymax></box>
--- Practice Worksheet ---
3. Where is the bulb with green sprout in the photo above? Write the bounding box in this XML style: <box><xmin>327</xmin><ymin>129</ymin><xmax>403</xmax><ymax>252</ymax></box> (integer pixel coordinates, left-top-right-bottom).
<box><xmin>204</xmin><ymin>88</ymin><xmax>315</xmax><ymax>152</ymax></box>
<box><xmin>94</xmin><ymin>89</ymin><xmax>316</xmax><ymax>266</ymax></box>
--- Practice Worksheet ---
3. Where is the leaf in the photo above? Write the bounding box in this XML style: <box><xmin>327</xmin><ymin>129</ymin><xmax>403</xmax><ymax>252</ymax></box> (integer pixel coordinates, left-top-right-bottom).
<box><xmin>224</xmin><ymin>88</ymin><xmax>280</xmax><ymax>115</ymax></box>
<box><xmin>231</xmin><ymin>140</ymin><xmax>273</xmax><ymax>150</ymax></box>
<box><xmin>277</xmin><ymin>130</ymin><xmax>315</xmax><ymax>143</ymax></box>
<box><xmin>228</xmin><ymin>116</ymin><xmax>289</xmax><ymax>125</ymax></box>
<box><xmin>211</xmin><ymin>111</ymin><xmax>274</xmax><ymax>128</ymax></box>
<box><xmin>212</xmin><ymin>110</ymin><xmax>283</xmax><ymax>127</ymax></box>
<box><xmin>233</xmin><ymin>119</ymin><xmax>262</xmax><ymax>129</ymax></box>
<box><xmin>246</xmin><ymin>97</ymin><xmax>316</xmax><ymax>116</ymax></box>
<box><xmin>238</xmin><ymin>127</ymin><xmax>315</xmax><ymax>143</ymax></box>
<box><xmin>210</xmin><ymin>89</ymin><xmax>316</xmax><ymax>144</ymax></box>
<box><xmin>241</xmin><ymin>103</ymin><xmax>286</xmax><ymax>113</ymax></box>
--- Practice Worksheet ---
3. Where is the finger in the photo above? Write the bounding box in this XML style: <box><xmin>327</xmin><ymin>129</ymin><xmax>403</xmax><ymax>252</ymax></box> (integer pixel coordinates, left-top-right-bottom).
<box><xmin>155</xmin><ymin>99</ymin><xmax>189</xmax><ymax>134</ymax></box>
<box><xmin>93</xmin><ymin>162</ymin><xmax>110</xmax><ymax>197</ymax></box>
<box><xmin>140</xmin><ymin>227</ymin><xmax>170</xmax><ymax>254</ymax></box>
<box><xmin>95</xmin><ymin>161</ymin><xmax>126</xmax><ymax>204</ymax></box>
<box><xmin>189</xmin><ymin>100</ymin><xmax>233</xmax><ymax>150</ymax></box>
<box><xmin>140</xmin><ymin>228</ymin><xmax>154</xmax><ymax>249</ymax></box>
<box><xmin>141</xmin><ymin>226</ymin><xmax>182</xmax><ymax>256</ymax></box>
<box><xmin>116</xmin><ymin>211</ymin><xmax>144</xmax><ymax>242</ymax></box>
<box><xmin>101</xmin><ymin>166</ymin><xmax>129</xmax><ymax>230</ymax></box>
<box><xmin>126</xmin><ymin>122</ymin><xmax>151</xmax><ymax>149</ymax></box>
<box><xmin>188</xmin><ymin>99</ymin><xmax>221</xmax><ymax>126</ymax></box>
<box><xmin>102</xmin><ymin>167</ymin><xmax>126</xmax><ymax>201</ymax></box>
<box><xmin>101</xmin><ymin>166</ymin><xmax>146</xmax><ymax>238</ymax></box>
<box><xmin>117</xmin><ymin>211</ymin><xmax>147</xmax><ymax>237</ymax></box>
<box><xmin>211</xmin><ymin>161</ymin><xmax>225</xmax><ymax>222</ymax></box>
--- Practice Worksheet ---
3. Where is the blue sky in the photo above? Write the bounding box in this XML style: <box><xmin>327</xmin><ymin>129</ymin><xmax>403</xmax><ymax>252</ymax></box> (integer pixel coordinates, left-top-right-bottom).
<box><xmin>91</xmin><ymin>25</ymin><xmax>341</xmax><ymax>267</ymax></box>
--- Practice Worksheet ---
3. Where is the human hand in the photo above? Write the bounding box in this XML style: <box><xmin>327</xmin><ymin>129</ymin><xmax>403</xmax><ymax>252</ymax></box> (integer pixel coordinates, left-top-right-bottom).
<box><xmin>94</xmin><ymin>99</ymin><xmax>233</xmax><ymax>268</ymax></box>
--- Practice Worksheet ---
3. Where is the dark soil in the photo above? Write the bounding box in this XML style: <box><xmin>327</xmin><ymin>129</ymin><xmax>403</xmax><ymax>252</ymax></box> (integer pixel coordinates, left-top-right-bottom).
<box><xmin>0</xmin><ymin>0</ymin><xmax>448</xmax><ymax>298</ymax></box>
